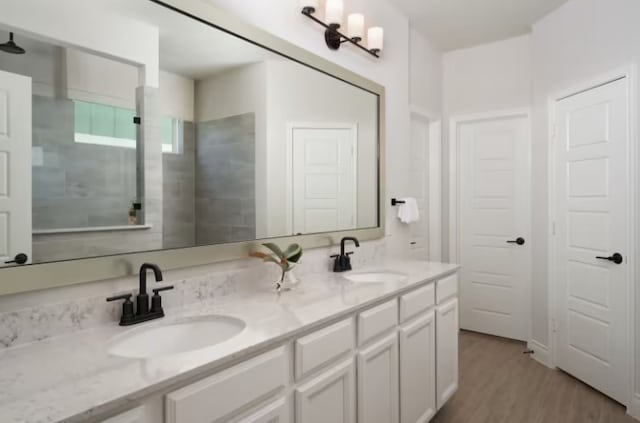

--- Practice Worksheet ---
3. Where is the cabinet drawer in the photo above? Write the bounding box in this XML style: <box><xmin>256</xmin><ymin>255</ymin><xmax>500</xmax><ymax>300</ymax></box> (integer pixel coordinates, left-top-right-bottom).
<box><xmin>165</xmin><ymin>347</ymin><xmax>287</xmax><ymax>423</ymax></box>
<box><xmin>358</xmin><ymin>299</ymin><xmax>398</xmax><ymax>346</ymax></box>
<box><xmin>436</xmin><ymin>273</ymin><xmax>458</xmax><ymax>304</ymax></box>
<box><xmin>100</xmin><ymin>407</ymin><xmax>145</xmax><ymax>423</ymax></box>
<box><xmin>295</xmin><ymin>318</ymin><xmax>355</xmax><ymax>380</ymax></box>
<box><xmin>400</xmin><ymin>283</ymin><xmax>435</xmax><ymax>323</ymax></box>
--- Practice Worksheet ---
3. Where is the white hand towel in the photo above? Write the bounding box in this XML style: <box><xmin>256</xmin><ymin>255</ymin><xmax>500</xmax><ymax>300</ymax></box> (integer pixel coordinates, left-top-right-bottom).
<box><xmin>397</xmin><ymin>197</ymin><xmax>419</xmax><ymax>224</ymax></box>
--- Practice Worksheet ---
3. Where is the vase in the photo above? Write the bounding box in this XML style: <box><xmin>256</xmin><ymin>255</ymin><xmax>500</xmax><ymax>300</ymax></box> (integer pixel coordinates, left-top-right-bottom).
<box><xmin>276</xmin><ymin>271</ymin><xmax>300</xmax><ymax>292</ymax></box>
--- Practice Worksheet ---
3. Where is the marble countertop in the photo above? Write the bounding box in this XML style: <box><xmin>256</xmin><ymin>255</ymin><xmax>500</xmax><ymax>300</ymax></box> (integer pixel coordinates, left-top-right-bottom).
<box><xmin>0</xmin><ymin>259</ymin><xmax>459</xmax><ymax>423</ymax></box>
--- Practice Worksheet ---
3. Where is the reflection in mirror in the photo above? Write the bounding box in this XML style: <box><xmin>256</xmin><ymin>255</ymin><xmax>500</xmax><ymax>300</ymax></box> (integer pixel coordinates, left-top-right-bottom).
<box><xmin>0</xmin><ymin>0</ymin><xmax>379</xmax><ymax>267</ymax></box>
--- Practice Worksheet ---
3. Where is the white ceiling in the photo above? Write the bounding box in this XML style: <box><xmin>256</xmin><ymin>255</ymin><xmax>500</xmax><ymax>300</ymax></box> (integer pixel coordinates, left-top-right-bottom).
<box><xmin>98</xmin><ymin>0</ymin><xmax>279</xmax><ymax>79</ymax></box>
<box><xmin>390</xmin><ymin>0</ymin><xmax>568</xmax><ymax>51</ymax></box>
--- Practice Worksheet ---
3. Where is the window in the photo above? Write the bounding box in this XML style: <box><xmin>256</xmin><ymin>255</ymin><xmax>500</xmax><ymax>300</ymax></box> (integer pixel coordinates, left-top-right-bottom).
<box><xmin>73</xmin><ymin>100</ymin><xmax>181</xmax><ymax>153</ymax></box>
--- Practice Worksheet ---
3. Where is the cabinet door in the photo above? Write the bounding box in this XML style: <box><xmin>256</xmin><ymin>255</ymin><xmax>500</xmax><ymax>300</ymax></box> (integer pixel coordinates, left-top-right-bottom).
<box><xmin>436</xmin><ymin>297</ymin><xmax>459</xmax><ymax>410</ymax></box>
<box><xmin>100</xmin><ymin>407</ymin><xmax>146</xmax><ymax>423</ymax></box>
<box><xmin>295</xmin><ymin>359</ymin><xmax>355</xmax><ymax>423</ymax></box>
<box><xmin>166</xmin><ymin>347</ymin><xmax>287</xmax><ymax>423</ymax></box>
<box><xmin>399</xmin><ymin>311</ymin><xmax>436</xmax><ymax>423</ymax></box>
<box><xmin>357</xmin><ymin>333</ymin><xmax>399</xmax><ymax>423</ymax></box>
<box><xmin>235</xmin><ymin>397</ymin><xmax>289</xmax><ymax>423</ymax></box>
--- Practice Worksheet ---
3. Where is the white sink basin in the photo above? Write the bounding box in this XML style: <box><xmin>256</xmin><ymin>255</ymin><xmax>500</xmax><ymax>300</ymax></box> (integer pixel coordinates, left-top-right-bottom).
<box><xmin>108</xmin><ymin>315</ymin><xmax>246</xmax><ymax>359</ymax></box>
<box><xmin>343</xmin><ymin>271</ymin><xmax>408</xmax><ymax>284</ymax></box>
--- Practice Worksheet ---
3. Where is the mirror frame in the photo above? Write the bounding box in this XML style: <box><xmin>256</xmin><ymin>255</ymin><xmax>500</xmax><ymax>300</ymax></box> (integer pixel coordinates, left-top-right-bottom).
<box><xmin>0</xmin><ymin>0</ymin><xmax>386</xmax><ymax>296</ymax></box>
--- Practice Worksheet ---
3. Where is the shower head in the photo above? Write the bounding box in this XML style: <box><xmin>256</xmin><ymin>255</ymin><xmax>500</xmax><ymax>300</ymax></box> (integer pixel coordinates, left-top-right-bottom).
<box><xmin>0</xmin><ymin>33</ymin><xmax>26</xmax><ymax>55</ymax></box>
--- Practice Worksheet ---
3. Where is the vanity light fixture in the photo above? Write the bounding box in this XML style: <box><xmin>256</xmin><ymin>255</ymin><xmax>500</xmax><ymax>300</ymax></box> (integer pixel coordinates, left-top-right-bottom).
<box><xmin>299</xmin><ymin>0</ymin><xmax>383</xmax><ymax>58</ymax></box>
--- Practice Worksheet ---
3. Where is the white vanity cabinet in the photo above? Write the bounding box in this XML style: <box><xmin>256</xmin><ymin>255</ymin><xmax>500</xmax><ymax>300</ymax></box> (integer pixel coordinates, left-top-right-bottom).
<box><xmin>165</xmin><ymin>347</ymin><xmax>288</xmax><ymax>423</ymax></box>
<box><xmin>435</xmin><ymin>274</ymin><xmax>459</xmax><ymax>410</ymax></box>
<box><xmin>118</xmin><ymin>272</ymin><xmax>459</xmax><ymax>423</ymax></box>
<box><xmin>356</xmin><ymin>299</ymin><xmax>400</xmax><ymax>423</ymax></box>
<box><xmin>294</xmin><ymin>318</ymin><xmax>356</xmax><ymax>423</ymax></box>
<box><xmin>295</xmin><ymin>359</ymin><xmax>356</xmax><ymax>423</ymax></box>
<box><xmin>399</xmin><ymin>285</ymin><xmax>437</xmax><ymax>423</ymax></box>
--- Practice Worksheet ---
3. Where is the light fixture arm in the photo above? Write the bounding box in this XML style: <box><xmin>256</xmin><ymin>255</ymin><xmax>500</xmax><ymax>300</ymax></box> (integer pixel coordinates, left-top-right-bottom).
<box><xmin>301</xmin><ymin>9</ymin><xmax>380</xmax><ymax>58</ymax></box>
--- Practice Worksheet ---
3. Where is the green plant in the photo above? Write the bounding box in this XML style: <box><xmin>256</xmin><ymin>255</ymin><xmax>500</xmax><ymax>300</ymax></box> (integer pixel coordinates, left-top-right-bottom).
<box><xmin>250</xmin><ymin>243</ymin><xmax>303</xmax><ymax>290</ymax></box>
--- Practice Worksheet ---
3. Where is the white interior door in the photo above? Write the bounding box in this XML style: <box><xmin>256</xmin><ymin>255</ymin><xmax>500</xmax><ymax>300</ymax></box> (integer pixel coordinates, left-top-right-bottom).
<box><xmin>409</xmin><ymin>114</ymin><xmax>430</xmax><ymax>259</ymax></box>
<box><xmin>553</xmin><ymin>77</ymin><xmax>629</xmax><ymax>404</ymax></box>
<box><xmin>0</xmin><ymin>69</ymin><xmax>32</xmax><ymax>267</ymax></box>
<box><xmin>292</xmin><ymin>126</ymin><xmax>356</xmax><ymax>234</ymax></box>
<box><xmin>458</xmin><ymin>114</ymin><xmax>530</xmax><ymax>341</ymax></box>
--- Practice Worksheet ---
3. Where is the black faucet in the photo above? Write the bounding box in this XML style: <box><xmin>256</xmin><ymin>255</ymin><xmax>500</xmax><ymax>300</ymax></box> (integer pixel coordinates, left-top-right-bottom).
<box><xmin>331</xmin><ymin>237</ymin><xmax>360</xmax><ymax>272</ymax></box>
<box><xmin>107</xmin><ymin>263</ymin><xmax>173</xmax><ymax>326</ymax></box>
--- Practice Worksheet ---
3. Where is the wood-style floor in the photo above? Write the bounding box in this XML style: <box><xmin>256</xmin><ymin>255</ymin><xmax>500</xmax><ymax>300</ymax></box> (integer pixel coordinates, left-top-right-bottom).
<box><xmin>432</xmin><ymin>330</ymin><xmax>638</xmax><ymax>423</ymax></box>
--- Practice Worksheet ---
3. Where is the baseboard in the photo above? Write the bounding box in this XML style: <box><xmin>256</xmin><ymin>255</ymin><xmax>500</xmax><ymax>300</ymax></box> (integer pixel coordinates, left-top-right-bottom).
<box><xmin>527</xmin><ymin>339</ymin><xmax>552</xmax><ymax>368</ymax></box>
<box><xmin>628</xmin><ymin>394</ymin><xmax>640</xmax><ymax>420</ymax></box>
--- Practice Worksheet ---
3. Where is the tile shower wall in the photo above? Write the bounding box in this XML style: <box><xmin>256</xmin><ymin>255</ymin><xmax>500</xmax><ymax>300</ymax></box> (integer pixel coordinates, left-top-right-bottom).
<box><xmin>33</xmin><ymin>88</ymin><xmax>164</xmax><ymax>263</ymax></box>
<box><xmin>195</xmin><ymin>113</ymin><xmax>256</xmax><ymax>245</ymax></box>
<box><xmin>32</xmin><ymin>95</ymin><xmax>137</xmax><ymax>230</ymax></box>
<box><xmin>163</xmin><ymin>121</ymin><xmax>196</xmax><ymax>249</ymax></box>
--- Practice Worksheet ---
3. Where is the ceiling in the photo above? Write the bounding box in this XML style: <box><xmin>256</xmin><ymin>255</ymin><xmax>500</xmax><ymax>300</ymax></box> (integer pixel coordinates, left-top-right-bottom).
<box><xmin>390</xmin><ymin>0</ymin><xmax>568</xmax><ymax>51</ymax></box>
<box><xmin>96</xmin><ymin>0</ymin><xmax>279</xmax><ymax>79</ymax></box>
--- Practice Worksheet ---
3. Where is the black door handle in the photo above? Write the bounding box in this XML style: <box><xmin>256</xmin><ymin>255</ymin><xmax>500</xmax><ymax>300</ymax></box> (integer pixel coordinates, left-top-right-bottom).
<box><xmin>596</xmin><ymin>253</ymin><xmax>623</xmax><ymax>264</ymax></box>
<box><xmin>5</xmin><ymin>253</ymin><xmax>28</xmax><ymax>265</ymax></box>
<box><xmin>506</xmin><ymin>237</ymin><xmax>525</xmax><ymax>246</ymax></box>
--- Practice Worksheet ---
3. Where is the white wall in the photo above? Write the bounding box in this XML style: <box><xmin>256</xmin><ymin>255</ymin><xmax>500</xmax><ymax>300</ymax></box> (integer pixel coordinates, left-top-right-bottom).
<box><xmin>409</xmin><ymin>29</ymin><xmax>443</xmax><ymax>115</ymax></box>
<box><xmin>443</xmin><ymin>35</ymin><xmax>532</xmax><ymax>116</ymax></box>
<box><xmin>66</xmin><ymin>49</ymin><xmax>138</xmax><ymax>109</ymax></box>
<box><xmin>159</xmin><ymin>71</ymin><xmax>195</xmax><ymax>122</ymax></box>
<box><xmin>530</xmin><ymin>0</ymin><xmax>640</xmax><ymax>401</ymax></box>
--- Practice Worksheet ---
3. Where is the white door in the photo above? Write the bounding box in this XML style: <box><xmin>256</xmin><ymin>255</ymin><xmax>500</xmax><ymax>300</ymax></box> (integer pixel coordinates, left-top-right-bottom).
<box><xmin>357</xmin><ymin>333</ymin><xmax>399</xmax><ymax>423</ymax></box>
<box><xmin>409</xmin><ymin>114</ymin><xmax>429</xmax><ymax>259</ymax></box>
<box><xmin>0</xmin><ymin>69</ymin><xmax>32</xmax><ymax>267</ymax></box>
<box><xmin>436</xmin><ymin>298</ymin><xmax>459</xmax><ymax>410</ymax></box>
<box><xmin>553</xmin><ymin>77</ymin><xmax>629</xmax><ymax>404</ymax></box>
<box><xmin>458</xmin><ymin>114</ymin><xmax>530</xmax><ymax>341</ymax></box>
<box><xmin>292</xmin><ymin>126</ymin><xmax>356</xmax><ymax>234</ymax></box>
<box><xmin>295</xmin><ymin>359</ymin><xmax>355</xmax><ymax>423</ymax></box>
<box><xmin>399</xmin><ymin>311</ymin><xmax>436</xmax><ymax>423</ymax></box>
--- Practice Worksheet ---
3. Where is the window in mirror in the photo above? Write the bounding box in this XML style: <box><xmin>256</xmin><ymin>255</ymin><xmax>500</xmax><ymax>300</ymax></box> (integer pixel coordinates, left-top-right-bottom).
<box><xmin>162</xmin><ymin>117</ymin><xmax>183</xmax><ymax>154</ymax></box>
<box><xmin>74</xmin><ymin>100</ymin><xmax>137</xmax><ymax>149</ymax></box>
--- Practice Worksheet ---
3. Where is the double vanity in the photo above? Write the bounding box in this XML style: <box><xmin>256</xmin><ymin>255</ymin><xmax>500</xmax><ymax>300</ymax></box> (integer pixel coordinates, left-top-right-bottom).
<box><xmin>0</xmin><ymin>1</ymin><xmax>457</xmax><ymax>422</ymax></box>
<box><xmin>1</xmin><ymin>261</ymin><xmax>459</xmax><ymax>423</ymax></box>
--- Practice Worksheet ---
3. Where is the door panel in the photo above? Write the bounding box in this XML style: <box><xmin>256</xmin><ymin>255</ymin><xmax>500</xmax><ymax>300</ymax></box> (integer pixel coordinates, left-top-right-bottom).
<box><xmin>554</xmin><ymin>77</ymin><xmax>629</xmax><ymax>404</ymax></box>
<box><xmin>399</xmin><ymin>311</ymin><xmax>436</xmax><ymax>423</ymax></box>
<box><xmin>436</xmin><ymin>298</ymin><xmax>459</xmax><ymax>410</ymax></box>
<box><xmin>0</xmin><ymin>70</ymin><xmax>32</xmax><ymax>267</ymax></box>
<box><xmin>295</xmin><ymin>359</ymin><xmax>355</xmax><ymax>423</ymax></box>
<box><xmin>292</xmin><ymin>127</ymin><xmax>356</xmax><ymax>234</ymax></box>
<box><xmin>357</xmin><ymin>333</ymin><xmax>399</xmax><ymax>423</ymax></box>
<box><xmin>458</xmin><ymin>115</ymin><xmax>530</xmax><ymax>341</ymax></box>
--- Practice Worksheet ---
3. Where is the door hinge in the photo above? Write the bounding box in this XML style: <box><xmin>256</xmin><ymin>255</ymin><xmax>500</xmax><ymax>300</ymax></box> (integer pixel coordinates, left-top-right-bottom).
<box><xmin>552</xmin><ymin>221</ymin><xmax>556</xmax><ymax>236</ymax></box>
<box><xmin>552</xmin><ymin>318</ymin><xmax>558</xmax><ymax>333</ymax></box>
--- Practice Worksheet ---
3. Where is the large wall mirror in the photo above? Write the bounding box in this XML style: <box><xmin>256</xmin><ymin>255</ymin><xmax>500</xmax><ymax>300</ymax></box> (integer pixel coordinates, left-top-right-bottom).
<box><xmin>0</xmin><ymin>0</ymin><xmax>384</xmax><ymax>294</ymax></box>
